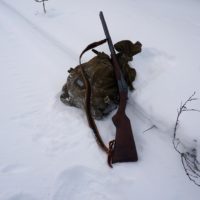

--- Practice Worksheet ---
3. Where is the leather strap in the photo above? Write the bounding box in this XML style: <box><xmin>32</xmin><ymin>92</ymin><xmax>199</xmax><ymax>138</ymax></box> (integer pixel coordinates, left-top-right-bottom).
<box><xmin>79</xmin><ymin>39</ymin><xmax>107</xmax><ymax>64</ymax></box>
<box><xmin>79</xmin><ymin>39</ymin><xmax>114</xmax><ymax>167</ymax></box>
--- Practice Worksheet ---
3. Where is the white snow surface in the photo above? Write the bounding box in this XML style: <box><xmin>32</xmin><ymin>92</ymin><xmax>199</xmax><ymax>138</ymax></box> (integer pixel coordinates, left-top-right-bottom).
<box><xmin>0</xmin><ymin>0</ymin><xmax>200</xmax><ymax>199</ymax></box>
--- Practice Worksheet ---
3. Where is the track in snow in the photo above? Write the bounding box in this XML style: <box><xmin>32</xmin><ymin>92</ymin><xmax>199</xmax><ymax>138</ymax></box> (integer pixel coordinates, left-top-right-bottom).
<box><xmin>0</xmin><ymin>0</ymin><xmax>77</xmax><ymax>60</ymax></box>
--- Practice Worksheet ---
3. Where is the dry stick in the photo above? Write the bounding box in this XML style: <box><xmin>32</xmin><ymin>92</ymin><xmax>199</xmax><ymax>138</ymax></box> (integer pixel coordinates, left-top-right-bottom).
<box><xmin>35</xmin><ymin>0</ymin><xmax>48</xmax><ymax>14</ymax></box>
<box><xmin>143</xmin><ymin>125</ymin><xmax>157</xmax><ymax>133</ymax></box>
<box><xmin>173</xmin><ymin>92</ymin><xmax>200</xmax><ymax>186</ymax></box>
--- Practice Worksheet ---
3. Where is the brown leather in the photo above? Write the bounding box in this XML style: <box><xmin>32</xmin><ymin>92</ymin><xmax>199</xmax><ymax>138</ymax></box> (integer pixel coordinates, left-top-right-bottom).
<box><xmin>79</xmin><ymin>40</ymin><xmax>114</xmax><ymax>167</ymax></box>
<box><xmin>79</xmin><ymin>39</ymin><xmax>107</xmax><ymax>64</ymax></box>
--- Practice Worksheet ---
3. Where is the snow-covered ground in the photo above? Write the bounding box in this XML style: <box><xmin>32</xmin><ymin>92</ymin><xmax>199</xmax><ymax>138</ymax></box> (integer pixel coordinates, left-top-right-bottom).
<box><xmin>0</xmin><ymin>0</ymin><xmax>200</xmax><ymax>199</ymax></box>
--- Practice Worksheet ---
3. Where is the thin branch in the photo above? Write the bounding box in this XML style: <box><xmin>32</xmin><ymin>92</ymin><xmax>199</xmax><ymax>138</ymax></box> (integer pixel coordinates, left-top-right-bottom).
<box><xmin>143</xmin><ymin>125</ymin><xmax>157</xmax><ymax>133</ymax></box>
<box><xmin>35</xmin><ymin>0</ymin><xmax>48</xmax><ymax>14</ymax></box>
<box><xmin>173</xmin><ymin>92</ymin><xmax>200</xmax><ymax>186</ymax></box>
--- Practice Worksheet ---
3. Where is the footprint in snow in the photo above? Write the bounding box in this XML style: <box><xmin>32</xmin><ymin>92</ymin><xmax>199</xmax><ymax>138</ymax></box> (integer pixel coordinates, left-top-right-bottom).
<box><xmin>0</xmin><ymin>164</ymin><xmax>29</xmax><ymax>174</ymax></box>
<box><xmin>6</xmin><ymin>193</ymin><xmax>37</xmax><ymax>200</ymax></box>
<box><xmin>53</xmin><ymin>166</ymin><xmax>111</xmax><ymax>200</ymax></box>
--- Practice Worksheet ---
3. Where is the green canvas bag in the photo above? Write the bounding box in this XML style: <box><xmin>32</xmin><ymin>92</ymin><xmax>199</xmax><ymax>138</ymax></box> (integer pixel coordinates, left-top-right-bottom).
<box><xmin>60</xmin><ymin>40</ymin><xmax>142</xmax><ymax>119</ymax></box>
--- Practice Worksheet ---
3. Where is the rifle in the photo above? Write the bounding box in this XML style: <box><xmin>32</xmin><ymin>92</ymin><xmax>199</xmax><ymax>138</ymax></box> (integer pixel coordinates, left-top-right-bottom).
<box><xmin>99</xmin><ymin>11</ymin><xmax>138</xmax><ymax>164</ymax></box>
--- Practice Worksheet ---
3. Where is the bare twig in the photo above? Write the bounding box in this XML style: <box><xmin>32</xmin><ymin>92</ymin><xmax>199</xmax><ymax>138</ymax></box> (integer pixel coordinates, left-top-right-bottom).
<box><xmin>173</xmin><ymin>92</ymin><xmax>200</xmax><ymax>186</ymax></box>
<box><xmin>143</xmin><ymin>125</ymin><xmax>157</xmax><ymax>133</ymax></box>
<box><xmin>35</xmin><ymin>0</ymin><xmax>48</xmax><ymax>14</ymax></box>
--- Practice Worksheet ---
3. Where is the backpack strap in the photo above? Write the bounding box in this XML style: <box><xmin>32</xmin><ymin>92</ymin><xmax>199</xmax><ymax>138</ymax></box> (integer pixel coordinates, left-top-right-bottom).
<box><xmin>79</xmin><ymin>39</ymin><xmax>114</xmax><ymax>167</ymax></box>
<box><xmin>79</xmin><ymin>39</ymin><xmax>107</xmax><ymax>64</ymax></box>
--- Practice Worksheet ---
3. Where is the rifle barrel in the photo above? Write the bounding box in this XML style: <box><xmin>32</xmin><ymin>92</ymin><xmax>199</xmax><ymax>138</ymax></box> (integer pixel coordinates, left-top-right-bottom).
<box><xmin>99</xmin><ymin>11</ymin><xmax>128</xmax><ymax>93</ymax></box>
<box><xmin>99</xmin><ymin>11</ymin><xmax>115</xmax><ymax>55</ymax></box>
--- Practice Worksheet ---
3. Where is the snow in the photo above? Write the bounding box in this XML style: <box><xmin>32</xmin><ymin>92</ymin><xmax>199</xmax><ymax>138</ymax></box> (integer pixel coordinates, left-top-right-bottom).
<box><xmin>0</xmin><ymin>0</ymin><xmax>200</xmax><ymax>199</ymax></box>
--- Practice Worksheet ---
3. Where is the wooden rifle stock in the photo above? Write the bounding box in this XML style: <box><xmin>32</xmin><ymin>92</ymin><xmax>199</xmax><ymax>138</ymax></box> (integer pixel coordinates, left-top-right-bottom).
<box><xmin>100</xmin><ymin>11</ymin><xmax>138</xmax><ymax>163</ymax></box>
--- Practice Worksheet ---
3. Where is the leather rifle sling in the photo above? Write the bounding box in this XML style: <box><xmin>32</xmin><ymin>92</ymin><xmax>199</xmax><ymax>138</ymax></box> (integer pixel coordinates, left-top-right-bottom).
<box><xmin>79</xmin><ymin>39</ymin><xmax>115</xmax><ymax>167</ymax></box>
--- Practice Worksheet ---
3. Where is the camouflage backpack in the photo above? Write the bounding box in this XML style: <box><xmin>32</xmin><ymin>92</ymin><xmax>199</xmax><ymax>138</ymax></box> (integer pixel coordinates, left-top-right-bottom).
<box><xmin>60</xmin><ymin>40</ymin><xmax>142</xmax><ymax>119</ymax></box>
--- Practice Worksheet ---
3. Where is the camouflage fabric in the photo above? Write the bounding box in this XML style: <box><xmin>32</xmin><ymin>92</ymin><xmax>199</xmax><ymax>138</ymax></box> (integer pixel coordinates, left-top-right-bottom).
<box><xmin>115</xmin><ymin>40</ymin><xmax>142</xmax><ymax>90</ymax></box>
<box><xmin>60</xmin><ymin>40</ymin><xmax>142</xmax><ymax>119</ymax></box>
